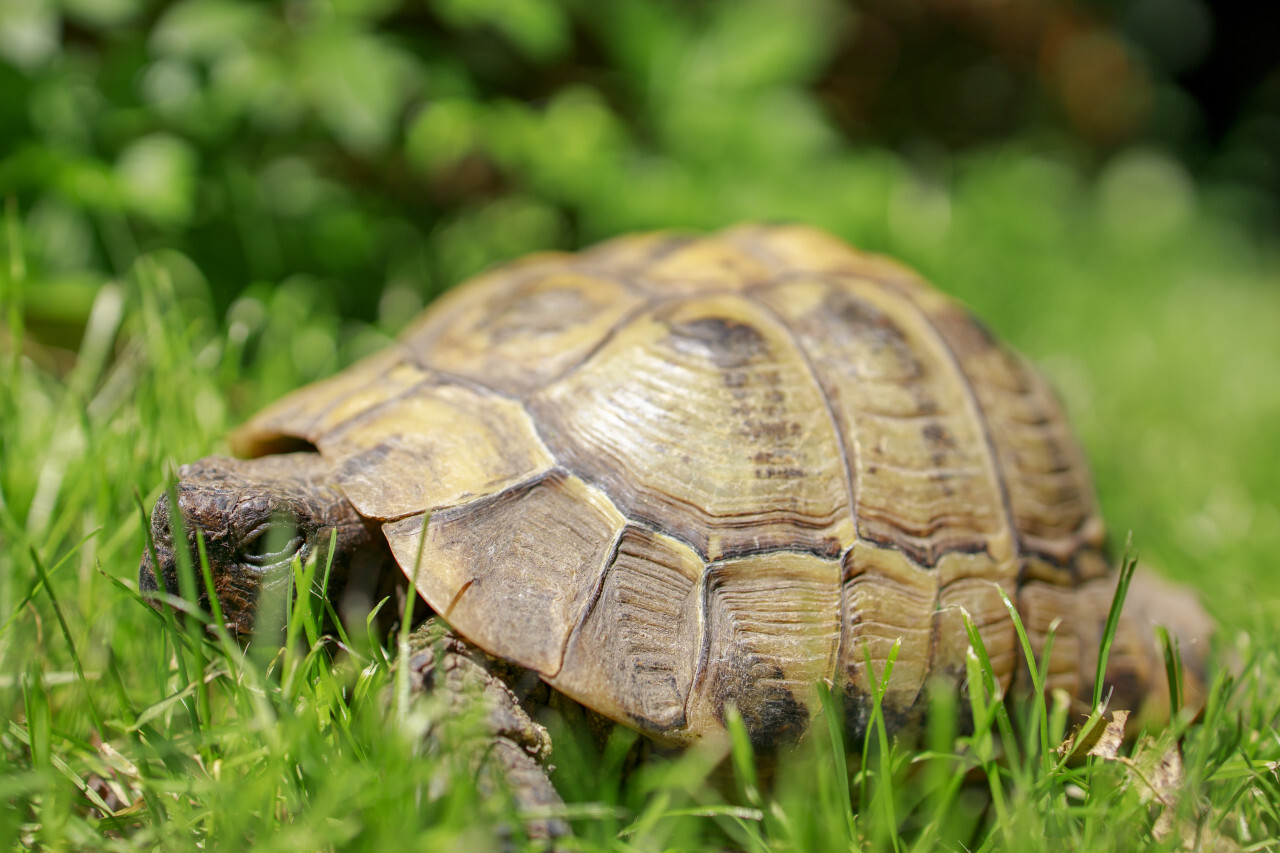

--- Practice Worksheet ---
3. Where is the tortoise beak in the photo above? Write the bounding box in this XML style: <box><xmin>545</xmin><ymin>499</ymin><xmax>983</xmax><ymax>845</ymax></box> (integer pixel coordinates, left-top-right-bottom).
<box><xmin>138</xmin><ymin>545</ymin><xmax>181</xmax><ymax>604</ymax></box>
<box><xmin>138</xmin><ymin>555</ymin><xmax>159</xmax><ymax>594</ymax></box>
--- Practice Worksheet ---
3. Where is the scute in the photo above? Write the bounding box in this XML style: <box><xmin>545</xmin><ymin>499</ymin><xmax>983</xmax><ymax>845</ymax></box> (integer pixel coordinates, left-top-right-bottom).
<box><xmin>382</xmin><ymin>470</ymin><xmax>626</xmax><ymax>676</ymax></box>
<box><xmin>685</xmin><ymin>551</ymin><xmax>842</xmax><ymax>752</ymax></box>
<box><xmin>630</xmin><ymin>234</ymin><xmax>772</xmax><ymax>294</ymax></box>
<box><xmin>863</xmin><ymin>273</ymin><xmax>1105</xmax><ymax>568</ymax></box>
<box><xmin>550</xmin><ymin>526</ymin><xmax>703</xmax><ymax>737</ymax></box>
<box><xmin>840</xmin><ymin>544</ymin><xmax>937</xmax><ymax>739</ymax></box>
<box><xmin>319</xmin><ymin>380</ymin><xmax>555</xmax><ymax>520</ymax></box>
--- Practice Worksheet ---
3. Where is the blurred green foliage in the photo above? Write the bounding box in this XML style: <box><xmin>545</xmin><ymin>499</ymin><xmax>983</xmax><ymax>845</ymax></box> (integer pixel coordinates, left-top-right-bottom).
<box><xmin>0</xmin><ymin>0</ymin><xmax>846</xmax><ymax>319</ymax></box>
<box><xmin>1</xmin><ymin>0</ymin><xmax>1259</xmax><ymax>335</ymax></box>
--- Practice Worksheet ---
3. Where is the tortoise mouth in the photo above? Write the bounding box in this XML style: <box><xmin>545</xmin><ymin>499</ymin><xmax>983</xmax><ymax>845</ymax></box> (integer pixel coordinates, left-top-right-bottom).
<box><xmin>137</xmin><ymin>543</ymin><xmax>182</xmax><ymax>608</ymax></box>
<box><xmin>138</xmin><ymin>557</ymin><xmax>159</xmax><ymax>594</ymax></box>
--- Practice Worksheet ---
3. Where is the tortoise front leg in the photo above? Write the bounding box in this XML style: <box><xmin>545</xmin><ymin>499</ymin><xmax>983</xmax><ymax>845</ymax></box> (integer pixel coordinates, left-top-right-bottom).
<box><xmin>404</xmin><ymin>619</ymin><xmax>570</xmax><ymax>843</ymax></box>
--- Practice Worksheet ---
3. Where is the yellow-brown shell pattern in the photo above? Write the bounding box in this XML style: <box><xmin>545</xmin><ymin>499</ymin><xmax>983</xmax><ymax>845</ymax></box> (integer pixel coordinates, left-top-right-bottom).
<box><xmin>232</xmin><ymin>224</ymin><xmax>1148</xmax><ymax>749</ymax></box>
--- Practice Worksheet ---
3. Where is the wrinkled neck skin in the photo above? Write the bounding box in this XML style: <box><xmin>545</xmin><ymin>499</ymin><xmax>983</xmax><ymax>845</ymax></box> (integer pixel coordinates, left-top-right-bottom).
<box><xmin>139</xmin><ymin>452</ymin><xmax>409</xmax><ymax>639</ymax></box>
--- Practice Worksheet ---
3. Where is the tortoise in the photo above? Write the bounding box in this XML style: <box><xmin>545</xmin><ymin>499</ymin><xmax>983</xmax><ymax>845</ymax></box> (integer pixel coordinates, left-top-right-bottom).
<box><xmin>139</xmin><ymin>224</ymin><xmax>1209</xmax><ymax>816</ymax></box>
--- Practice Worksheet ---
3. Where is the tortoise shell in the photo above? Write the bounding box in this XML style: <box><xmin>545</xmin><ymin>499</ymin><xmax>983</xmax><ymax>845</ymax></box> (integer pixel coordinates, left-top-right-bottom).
<box><xmin>231</xmin><ymin>224</ymin><xmax>1152</xmax><ymax>749</ymax></box>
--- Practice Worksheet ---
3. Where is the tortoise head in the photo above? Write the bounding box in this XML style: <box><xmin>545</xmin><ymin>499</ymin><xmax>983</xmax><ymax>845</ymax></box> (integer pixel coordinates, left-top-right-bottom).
<box><xmin>138</xmin><ymin>452</ymin><xmax>391</xmax><ymax>637</ymax></box>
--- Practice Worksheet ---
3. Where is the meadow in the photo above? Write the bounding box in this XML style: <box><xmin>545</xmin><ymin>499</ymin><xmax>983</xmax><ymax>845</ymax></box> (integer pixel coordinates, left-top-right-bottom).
<box><xmin>3</xmin><ymin>0</ymin><xmax>1280</xmax><ymax>848</ymax></box>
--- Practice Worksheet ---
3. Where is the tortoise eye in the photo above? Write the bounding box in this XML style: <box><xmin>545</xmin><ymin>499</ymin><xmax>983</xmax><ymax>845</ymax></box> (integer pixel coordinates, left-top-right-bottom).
<box><xmin>240</xmin><ymin>525</ymin><xmax>304</xmax><ymax>569</ymax></box>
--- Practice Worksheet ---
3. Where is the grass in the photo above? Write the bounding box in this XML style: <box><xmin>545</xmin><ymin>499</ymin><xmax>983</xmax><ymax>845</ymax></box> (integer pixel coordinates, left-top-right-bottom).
<box><xmin>3</xmin><ymin>166</ymin><xmax>1280</xmax><ymax>851</ymax></box>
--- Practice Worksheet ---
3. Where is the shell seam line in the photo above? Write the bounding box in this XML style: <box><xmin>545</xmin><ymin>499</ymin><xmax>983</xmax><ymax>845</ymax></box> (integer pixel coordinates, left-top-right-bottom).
<box><xmin>683</xmin><ymin>565</ymin><xmax>714</xmax><ymax>731</ymax></box>
<box><xmin>551</xmin><ymin>520</ymin><xmax>628</xmax><ymax>679</ymax></box>
<box><xmin>746</xmin><ymin>292</ymin><xmax>858</xmax><ymax>692</ymax></box>
<box><xmin>873</xmin><ymin>274</ymin><xmax>1024</xmax><ymax>701</ymax></box>
<box><xmin>518</xmin><ymin>295</ymin><xmax>660</xmax><ymax>404</ymax></box>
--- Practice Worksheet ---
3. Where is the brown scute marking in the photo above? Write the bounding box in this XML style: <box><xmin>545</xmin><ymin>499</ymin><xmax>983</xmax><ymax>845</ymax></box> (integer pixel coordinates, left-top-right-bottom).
<box><xmin>320</xmin><ymin>381</ymin><xmax>555</xmax><ymax>520</ymax></box>
<box><xmin>665</xmin><ymin>317</ymin><xmax>767</xmax><ymax>370</ymax></box>
<box><xmin>686</xmin><ymin>551</ymin><xmax>841</xmax><ymax>750</ymax></box>
<box><xmin>381</xmin><ymin>470</ymin><xmax>626</xmax><ymax>676</ymax></box>
<box><xmin>550</xmin><ymin>526</ymin><xmax>702</xmax><ymax>742</ymax></box>
<box><xmin>716</xmin><ymin>661</ymin><xmax>810</xmax><ymax>753</ymax></box>
<box><xmin>529</xmin><ymin>294</ymin><xmax>855</xmax><ymax>562</ymax></box>
<box><xmin>827</xmin><ymin>290</ymin><xmax>923</xmax><ymax>378</ymax></box>
<box><xmin>756</xmin><ymin>277</ymin><xmax>1012</xmax><ymax>568</ymax></box>
<box><xmin>922</xmin><ymin>422</ymin><xmax>956</xmax><ymax>450</ymax></box>
<box><xmin>1073</xmin><ymin>548</ymin><xmax>1111</xmax><ymax>582</ymax></box>
<box><xmin>841</xmin><ymin>682</ymin><xmax>922</xmax><ymax>749</ymax></box>
<box><xmin>841</xmin><ymin>683</ymin><xmax>873</xmax><ymax>747</ymax></box>
<box><xmin>1019</xmin><ymin>555</ymin><xmax>1076</xmax><ymax>587</ymax></box>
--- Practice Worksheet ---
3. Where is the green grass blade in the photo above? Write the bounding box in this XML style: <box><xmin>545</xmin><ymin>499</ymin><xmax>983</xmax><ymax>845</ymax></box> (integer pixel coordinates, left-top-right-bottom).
<box><xmin>963</xmin><ymin>608</ymin><xmax>1021</xmax><ymax>771</ymax></box>
<box><xmin>29</xmin><ymin>546</ymin><xmax>105</xmax><ymax>735</ymax></box>
<box><xmin>1156</xmin><ymin>625</ymin><xmax>1184</xmax><ymax>722</ymax></box>
<box><xmin>394</xmin><ymin>512</ymin><xmax>429</xmax><ymax>725</ymax></box>
<box><xmin>1093</xmin><ymin>535</ymin><xmax>1139</xmax><ymax>712</ymax></box>
<box><xmin>815</xmin><ymin>679</ymin><xmax>856</xmax><ymax>845</ymax></box>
